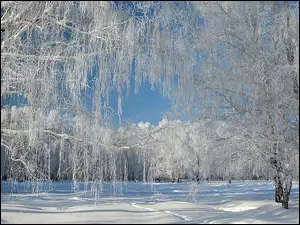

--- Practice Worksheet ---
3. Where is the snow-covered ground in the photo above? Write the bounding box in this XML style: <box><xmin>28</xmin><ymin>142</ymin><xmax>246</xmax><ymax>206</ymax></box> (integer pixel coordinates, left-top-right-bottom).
<box><xmin>1</xmin><ymin>180</ymin><xmax>299</xmax><ymax>224</ymax></box>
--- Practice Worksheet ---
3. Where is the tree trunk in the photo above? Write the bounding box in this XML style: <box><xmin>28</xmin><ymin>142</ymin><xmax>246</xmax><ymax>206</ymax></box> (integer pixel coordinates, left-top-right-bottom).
<box><xmin>282</xmin><ymin>188</ymin><xmax>289</xmax><ymax>209</ymax></box>
<box><xmin>282</xmin><ymin>177</ymin><xmax>292</xmax><ymax>209</ymax></box>
<box><xmin>283</xmin><ymin>1</ymin><xmax>298</xmax><ymax>100</ymax></box>
<box><xmin>274</xmin><ymin>174</ymin><xmax>283</xmax><ymax>203</ymax></box>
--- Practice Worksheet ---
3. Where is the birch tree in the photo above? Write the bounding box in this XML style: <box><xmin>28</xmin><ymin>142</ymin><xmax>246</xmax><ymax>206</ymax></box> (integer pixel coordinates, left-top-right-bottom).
<box><xmin>187</xmin><ymin>1</ymin><xmax>299</xmax><ymax>208</ymax></box>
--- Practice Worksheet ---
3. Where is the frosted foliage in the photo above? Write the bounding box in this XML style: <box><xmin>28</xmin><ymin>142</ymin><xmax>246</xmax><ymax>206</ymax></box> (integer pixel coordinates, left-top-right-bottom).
<box><xmin>1</xmin><ymin>2</ymin><xmax>175</xmax><ymax>121</ymax></box>
<box><xmin>179</xmin><ymin>1</ymin><xmax>299</xmax><ymax>208</ymax></box>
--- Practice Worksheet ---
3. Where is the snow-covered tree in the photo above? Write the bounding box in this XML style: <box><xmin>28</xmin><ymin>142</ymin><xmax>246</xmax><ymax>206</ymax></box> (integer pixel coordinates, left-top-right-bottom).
<box><xmin>184</xmin><ymin>1</ymin><xmax>299</xmax><ymax>208</ymax></box>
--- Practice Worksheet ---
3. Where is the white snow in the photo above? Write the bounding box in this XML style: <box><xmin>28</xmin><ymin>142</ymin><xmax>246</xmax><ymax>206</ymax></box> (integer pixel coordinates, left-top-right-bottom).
<box><xmin>1</xmin><ymin>180</ymin><xmax>299</xmax><ymax>224</ymax></box>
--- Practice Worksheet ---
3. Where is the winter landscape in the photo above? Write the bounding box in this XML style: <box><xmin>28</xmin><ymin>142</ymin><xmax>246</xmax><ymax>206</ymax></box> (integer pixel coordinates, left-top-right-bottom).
<box><xmin>1</xmin><ymin>1</ymin><xmax>299</xmax><ymax>224</ymax></box>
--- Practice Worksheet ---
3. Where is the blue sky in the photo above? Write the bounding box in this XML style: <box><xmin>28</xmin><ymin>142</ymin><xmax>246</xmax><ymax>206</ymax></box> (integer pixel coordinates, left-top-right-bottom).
<box><xmin>109</xmin><ymin>82</ymin><xmax>171</xmax><ymax>126</ymax></box>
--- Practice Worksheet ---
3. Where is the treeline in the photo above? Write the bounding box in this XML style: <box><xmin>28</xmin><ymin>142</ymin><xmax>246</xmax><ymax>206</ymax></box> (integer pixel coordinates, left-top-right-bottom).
<box><xmin>2</xmin><ymin>107</ymin><xmax>294</xmax><ymax>183</ymax></box>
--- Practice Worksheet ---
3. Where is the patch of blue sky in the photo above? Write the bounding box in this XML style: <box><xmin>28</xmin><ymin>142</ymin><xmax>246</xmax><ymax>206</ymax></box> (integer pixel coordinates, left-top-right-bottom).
<box><xmin>109</xmin><ymin>81</ymin><xmax>171</xmax><ymax>127</ymax></box>
<box><xmin>1</xmin><ymin>91</ymin><xmax>28</xmax><ymax>109</ymax></box>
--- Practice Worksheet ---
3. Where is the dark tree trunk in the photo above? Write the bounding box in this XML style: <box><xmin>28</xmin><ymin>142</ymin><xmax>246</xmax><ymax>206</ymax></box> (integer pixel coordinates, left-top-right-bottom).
<box><xmin>274</xmin><ymin>174</ymin><xmax>283</xmax><ymax>203</ymax></box>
